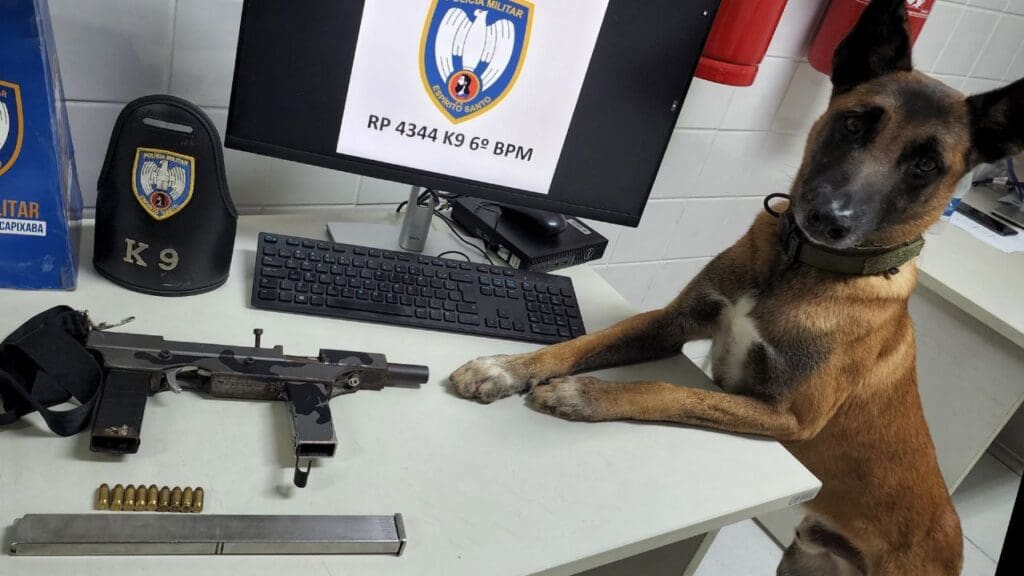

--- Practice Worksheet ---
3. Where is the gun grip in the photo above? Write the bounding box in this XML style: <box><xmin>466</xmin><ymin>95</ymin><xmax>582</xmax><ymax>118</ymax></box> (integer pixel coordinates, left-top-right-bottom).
<box><xmin>90</xmin><ymin>371</ymin><xmax>150</xmax><ymax>453</ymax></box>
<box><xmin>284</xmin><ymin>382</ymin><xmax>337</xmax><ymax>488</ymax></box>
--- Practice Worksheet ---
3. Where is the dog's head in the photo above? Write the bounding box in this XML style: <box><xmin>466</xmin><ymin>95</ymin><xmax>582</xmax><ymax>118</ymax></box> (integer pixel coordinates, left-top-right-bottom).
<box><xmin>790</xmin><ymin>0</ymin><xmax>1024</xmax><ymax>249</ymax></box>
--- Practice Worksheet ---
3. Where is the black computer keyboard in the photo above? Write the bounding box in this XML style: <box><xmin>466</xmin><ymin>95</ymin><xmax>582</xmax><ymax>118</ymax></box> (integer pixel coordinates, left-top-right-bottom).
<box><xmin>251</xmin><ymin>233</ymin><xmax>586</xmax><ymax>344</ymax></box>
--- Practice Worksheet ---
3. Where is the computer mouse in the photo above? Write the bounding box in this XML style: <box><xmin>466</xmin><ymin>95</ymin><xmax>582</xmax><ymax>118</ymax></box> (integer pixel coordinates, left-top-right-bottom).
<box><xmin>502</xmin><ymin>206</ymin><xmax>568</xmax><ymax>237</ymax></box>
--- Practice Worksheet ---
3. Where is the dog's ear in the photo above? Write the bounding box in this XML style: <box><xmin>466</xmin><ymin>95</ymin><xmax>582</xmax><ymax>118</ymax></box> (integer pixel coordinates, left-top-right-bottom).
<box><xmin>831</xmin><ymin>0</ymin><xmax>912</xmax><ymax>94</ymax></box>
<box><xmin>967</xmin><ymin>78</ymin><xmax>1024</xmax><ymax>167</ymax></box>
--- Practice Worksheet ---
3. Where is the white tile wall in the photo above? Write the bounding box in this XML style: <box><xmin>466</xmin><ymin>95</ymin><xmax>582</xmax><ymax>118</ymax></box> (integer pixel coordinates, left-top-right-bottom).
<box><xmin>46</xmin><ymin>0</ymin><xmax>1024</xmax><ymax>312</ymax></box>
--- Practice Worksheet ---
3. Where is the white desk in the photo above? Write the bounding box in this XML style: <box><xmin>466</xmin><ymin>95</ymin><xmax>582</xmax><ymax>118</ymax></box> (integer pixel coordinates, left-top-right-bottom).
<box><xmin>0</xmin><ymin>214</ymin><xmax>819</xmax><ymax>576</ymax></box>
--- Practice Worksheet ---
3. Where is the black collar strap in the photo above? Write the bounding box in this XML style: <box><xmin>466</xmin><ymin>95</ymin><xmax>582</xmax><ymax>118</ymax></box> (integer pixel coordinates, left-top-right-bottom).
<box><xmin>776</xmin><ymin>212</ymin><xmax>924</xmax><ymax>276</ymax></box>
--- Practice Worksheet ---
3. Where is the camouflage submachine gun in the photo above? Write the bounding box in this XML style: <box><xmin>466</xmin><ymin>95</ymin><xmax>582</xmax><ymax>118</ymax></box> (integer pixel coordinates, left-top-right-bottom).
<box><xmin>86</xmin><ymin>329</ymin><xmax>428</xmax><ymax>487</ymax></box>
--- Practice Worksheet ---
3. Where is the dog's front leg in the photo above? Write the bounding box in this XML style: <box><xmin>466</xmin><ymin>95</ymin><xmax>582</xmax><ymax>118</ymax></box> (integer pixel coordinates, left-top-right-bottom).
<box><xmin>530</xmin><ymin>377</ymin><xmax>825</xmax><ymax>442</ymax></box>
<box><xmin>448</xmin><ymin>308</ymin><xmax>688</xmax><ymax>402</ymax></box>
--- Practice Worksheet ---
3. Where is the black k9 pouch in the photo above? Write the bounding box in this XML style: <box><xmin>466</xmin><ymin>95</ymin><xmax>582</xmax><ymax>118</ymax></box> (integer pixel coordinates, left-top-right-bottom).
<box><xmin>94</xmin><ymin>95</ymin><xmax>237</xmax><ymax>295</ymax></box>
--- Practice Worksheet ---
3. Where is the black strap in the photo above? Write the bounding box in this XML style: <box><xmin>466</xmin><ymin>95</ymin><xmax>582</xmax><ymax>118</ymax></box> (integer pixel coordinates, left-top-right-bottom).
<box><xmin>0</xmin><ymin>306</ymin><xmax>103</xmax><ymax>436</ymax></box>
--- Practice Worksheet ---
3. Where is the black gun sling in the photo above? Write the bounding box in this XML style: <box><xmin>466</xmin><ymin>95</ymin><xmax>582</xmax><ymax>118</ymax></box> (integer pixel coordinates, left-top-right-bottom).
<box><xmin>0</xmin><ymin>306</ymin><xmax>102</xmax><ymax>436</ymax></box>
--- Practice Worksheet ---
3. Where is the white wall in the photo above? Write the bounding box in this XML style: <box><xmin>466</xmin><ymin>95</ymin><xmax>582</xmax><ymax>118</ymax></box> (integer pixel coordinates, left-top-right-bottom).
<box><xmin>50</xmin><ymin>0</ymin><xmax>1023</xmax><ymax>314</ymax></box>
<box><xmin>45</xmin><ymin>0</ymin><xmax>1024</xmax><ymax>457</ymax></box>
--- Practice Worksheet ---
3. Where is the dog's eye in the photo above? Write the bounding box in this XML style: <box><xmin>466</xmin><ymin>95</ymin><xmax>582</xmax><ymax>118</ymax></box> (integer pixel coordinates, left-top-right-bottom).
<box><xmin>844</xmin><ymin>116</ymin><xmax>864</xmax><ymax>135</ymax></box>
<box><xmin>915</xmin><ymin>157</ymin><xmax>938</xmax><ymax>173</ymax></box>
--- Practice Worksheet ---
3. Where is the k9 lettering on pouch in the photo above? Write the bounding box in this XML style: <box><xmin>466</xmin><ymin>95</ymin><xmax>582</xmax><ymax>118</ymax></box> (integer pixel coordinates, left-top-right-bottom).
<box><xmin>123</xmin><ymin>237</ymin><xmax>179</xmax><ymax>271</ymax></box>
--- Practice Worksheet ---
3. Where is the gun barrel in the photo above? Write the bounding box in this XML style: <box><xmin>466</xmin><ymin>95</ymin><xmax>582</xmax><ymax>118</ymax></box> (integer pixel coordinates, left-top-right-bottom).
<box><xmin>388</xmin><ymin>363</ymin><xmax>430</xmax><ymax>387</ymax></box>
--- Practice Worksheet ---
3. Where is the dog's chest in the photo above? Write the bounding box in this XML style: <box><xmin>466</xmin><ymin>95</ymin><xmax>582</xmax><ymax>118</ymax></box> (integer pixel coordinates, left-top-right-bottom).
<box><xmin>710</xmin><ymin>294</ymin><xmax>764</xmax><ymax>392</ymax></box>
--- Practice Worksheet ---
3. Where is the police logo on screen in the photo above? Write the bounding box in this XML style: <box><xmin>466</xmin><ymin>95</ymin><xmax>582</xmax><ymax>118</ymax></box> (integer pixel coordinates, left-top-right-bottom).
<box><xmin>421</xmin><ymin>0</ymin><xmax>533</xmax><ymax>123</ymax></box>
<box><xmin>131</xmin><ymin>148</ymin><xmax>195</xmax><ymax>221</ymax></box>
<box><xmin>0</xmin><ymin>80</ymin><xmax>24</xmax><ymax>177</ymax></box>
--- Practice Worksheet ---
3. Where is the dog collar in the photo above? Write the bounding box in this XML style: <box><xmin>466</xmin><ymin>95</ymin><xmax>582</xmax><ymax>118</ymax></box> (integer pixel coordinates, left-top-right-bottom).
<box><xmin>775</xmin><ymin>210</ymin><xmax>925</xmax><ymax>276</ymax></box>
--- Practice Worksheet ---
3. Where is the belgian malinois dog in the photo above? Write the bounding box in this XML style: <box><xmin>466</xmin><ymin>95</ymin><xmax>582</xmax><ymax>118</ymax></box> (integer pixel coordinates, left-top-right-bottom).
<box><xmin>449</xmin><ymin>1</ymin><xmax>1024</xmax><ymax>573</ymax></box>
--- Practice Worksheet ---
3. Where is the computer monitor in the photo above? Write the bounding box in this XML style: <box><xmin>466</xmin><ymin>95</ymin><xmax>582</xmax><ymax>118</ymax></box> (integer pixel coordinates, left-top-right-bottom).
<box><xmin>226</xmin><ymin>0</ymin><xmax>719</xmax><ymax>227</ymax></box>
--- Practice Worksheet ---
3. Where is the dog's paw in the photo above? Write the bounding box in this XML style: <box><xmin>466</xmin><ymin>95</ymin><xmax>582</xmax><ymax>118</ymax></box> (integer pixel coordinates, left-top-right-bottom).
<box><xmin>529</xmin><ymin>376</ymin><xmax>614</xmax><ymax>421</ymax></box>
<box><xmin>448</xmin><ymin>355</ymin><xmax>529</xmax><ymax>403</ymax></box>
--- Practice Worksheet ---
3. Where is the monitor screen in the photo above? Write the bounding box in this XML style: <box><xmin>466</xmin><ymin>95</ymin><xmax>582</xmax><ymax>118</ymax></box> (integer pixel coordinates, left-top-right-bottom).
<box><xmin>226</xmin><ymin>0</ymin><xmax>719</xmax><ymax>226</ymax></box>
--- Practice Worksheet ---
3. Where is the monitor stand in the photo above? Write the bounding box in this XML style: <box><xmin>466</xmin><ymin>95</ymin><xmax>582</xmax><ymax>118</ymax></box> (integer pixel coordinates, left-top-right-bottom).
<box><xmin>326</xmin><ymin>186</ymin><xmax>495</xmax><ymax>264</ymax></box>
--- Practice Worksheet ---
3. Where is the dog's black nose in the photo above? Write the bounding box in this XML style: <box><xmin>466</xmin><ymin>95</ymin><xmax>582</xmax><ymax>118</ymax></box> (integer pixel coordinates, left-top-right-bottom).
<box><xmin>806</xmin><ymin>209</ymin><xmax>851</xmax><ymax>242</ymax></box>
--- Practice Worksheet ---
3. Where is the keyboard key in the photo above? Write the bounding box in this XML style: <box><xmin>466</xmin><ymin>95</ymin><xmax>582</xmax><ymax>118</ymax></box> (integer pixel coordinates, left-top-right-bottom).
<box><xmin>294</xmin><ymin>294</ymin><xmax>309</xmax><ymax>305</ymax></box>
<box><xmin>301</xmin><ymin>240</ymin><xmax>315</xmax><ymax>248</ymax></box>
<box><xmin>356</xmin><ymin>290</ymin><xmax>369</xmax><ymax>300</ymax></box>
<box><xmin>386</xmin><ymin>294</ymin><xmax>398</xmax><ymax>304</ymax></box>
<box><xmin>499</xmin><ymin>319</ymin><xmax>512</xmax><ymax>330</ymax></box>
<box><xmin>561</xmin><ymin>287</ymin><xmax>574</xmax><ymax>298</ymax></box>
<box><xmin>260</xmin><ymin>278</ymin><xmax>279</xmax><ymax>289</ymax></box>
<box><xmin>264</xmin><ymin>234</ymin><xmax>278</xmax><ymax>243</ymax></box>
<box><xmin>342</xmin><ymin>288</ymin><xmax>356</xmax><ymax>299</ymax></box>
<box><xmin>531</xmin><ymin>324</ymin><xmax>556</xmax><ymax>336</ymax></box>
<box><xmin>451</xmin><ymin>272</ymin><xmax>474</xmax><ymax>283</ymax></box>
<box><xmin>494</xmin><ymin>288</ymin><xmax>507</xmax><ymax>298</ymax></box>
<box><xmin>286</xmin><ymin>238</ymin><xmax>300</xmax><ymax>246</ymax></box>
<box><xmin>458</xmin><ymin>314</ymin><xmax>480</xmax><ymax>325</ymax></box>
<box><xmin>258</xmin><ymin>289</ymin><xmax>277</xmax><ymax>301</ymax></box>
<box><xmin>300</xmin><ymin>262</ymin><xmax>313</xmax><ymax>272</ymax></box>
<box><xmin>262</xmin><ymin>267</ymin><xmax>286</xmax><ymax>279</ymax></box>
<box><xmin>327</xmin><ymin>286</ymin><xmax>340</xmax><ymax>297</ymax></box>
<box><xmin>508</xmin><ymin>291</ymin><xmax>520</xmax><ymax>300</ymax></box>
<box><xmin>371</xmin><ymin>292</ymin><xmax>384</xmax><ymax>303</ymax></box>
<box><xmin>558</xmin><ymin>328</ymin><xmax>570</xmax><ymax>338</ymax></box>
<box><xmin>430</xmin><ymin>310</ymin><xmax>443</xmax><ymax>321</ymax></box>
<box><xmin>295</xmin><ymin>283</ymin><xmax>309</xmax><ymax>293</ymax></box>
<box><xmin>429</xmin><ymin>300</ymin><xmax>442</xmax><ymax>310</ymax></box>
<box><xmin>280</xmin><ymin>280</ymin><xmax>295</xmax><ymax>291</ymax></box>
<box><xmin>443</xmin><ymin>301</ymin><xmax>456</xmax><ymax>312</ymax></box>
<box><xmin>326</xmin><ymin>298</ymin><xmax>413</xmax><ymax>317</ymax></box>
<box><xmin>526</xmin><ymin>303</ymin><xmax>538</xmax><ymax>312</ymax></box>
<box><xmin>293</xmin><ymin>249</ymin><xmax>307</xmax><ymax>260</ymax></box>
<box><xmin>308</xmin><ymin>252</ymin><xmax>321</xmax><ymax>262</ymax></box>
<box><xmin>513</xmin><ymin>321</ymin><xmax>525</xmax><ymax>332</ymax></box>
<box><xmin>317</xmin><ymin>241</ymin><xmax>330</xmax><ymax>250</ymax></box>
<box><xmin>263</xmin><ymin>246</ymin><xmax>277</xmax><ymax>256</ymax></box>
<box><xmin>505</xmin><ymin>279</ymin><xmax>517</xmax><ymax>289</ymax></box>
<box><xmin>566</xmin><ymin>308</ymin><xmax>580</xmax><ymax>318</ymax></box>
<box><xmin>353</xmin><ymin>247</ymin><xmax>367</xmax><ymax>255</ymax></box>
<box><xmin>457</xmin><ymin>303</ymin><xmax>479</xmax><ymax>314</ymax></box>
<box><xmin>279</xmin><ymin>292</ymin><xmax>294</xmax><ymax>303</ymax></box>
<box><xmin>311</xmin><ymin>284</ymin><xmax>325</xmax><ymax>295</ymax></box>
<box><xmin>443</xmin><ymin>312</ymin><xmax>457</xmax><ymax>322</ymax></box>
<box><xmin>415</xmin><ymin>309</ymin><xmax>428</xmax><ymax>319</ymax></box>
<box><xmin>497</xmin><ymin>308</ymin><xmax>510</xmax><ymax>319</ymax></box>
<box><xmin>288</xmin><ymin>270</ymin><xmax>302</xmax><ymax>281</ymax></box>
<box><xmin>485</xmin><ymin>318</ymin><xmax>498</xmax><ymax>328</ymax></box>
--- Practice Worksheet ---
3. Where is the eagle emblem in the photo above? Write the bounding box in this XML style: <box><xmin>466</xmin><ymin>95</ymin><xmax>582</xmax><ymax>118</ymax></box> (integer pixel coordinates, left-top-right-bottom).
<box><xmin>131</xmin><ymin>148</ymin><xmax>195</xmax><ymax>221</ymax></box>
<box><xmin>421</xmin><ymin>0</ymin><xmax>533</xmax><ymax>123</ymax></box>
<box><xmin>0</xmin><ymin>80</ymin><xmax>24</xmax><ymax>177</ymax></box>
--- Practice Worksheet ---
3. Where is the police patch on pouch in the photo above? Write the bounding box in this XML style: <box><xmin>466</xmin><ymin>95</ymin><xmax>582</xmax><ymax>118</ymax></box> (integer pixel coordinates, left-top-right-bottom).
<box><xmin>131</xmin><ymin>148</ymin><xmax>195</xmax><ymax>221</ymax></box>
<box><xmin>421</xmin><ymin>0</ymin><xmax>533</xmax><ymax>123</ymax></box>
<box><xmin>0</xmin><ymin>80</ymin><xmax>24</xmax><ymax>177</ymax></box>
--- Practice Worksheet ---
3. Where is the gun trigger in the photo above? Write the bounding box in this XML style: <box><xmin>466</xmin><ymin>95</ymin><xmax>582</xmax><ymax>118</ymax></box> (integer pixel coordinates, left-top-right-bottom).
<box><xmin>164</xmin><ymin>368</ymin><xmax>185</xmax><ymax>393</ymax></box>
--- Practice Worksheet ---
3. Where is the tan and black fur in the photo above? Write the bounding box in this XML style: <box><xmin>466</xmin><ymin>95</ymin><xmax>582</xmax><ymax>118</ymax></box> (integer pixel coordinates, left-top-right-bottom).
<box><xmin>448</xmin><ymin>2</ymin><xmax>1024</xmax><ymax>574</ymax></box>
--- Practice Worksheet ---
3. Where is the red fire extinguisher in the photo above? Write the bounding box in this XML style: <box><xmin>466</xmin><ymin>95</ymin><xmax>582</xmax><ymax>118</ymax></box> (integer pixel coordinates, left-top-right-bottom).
<box><xmin>809</xmin><ymin>0</ymin><xmax>935</xmax><ymax>75</ymax></box>
<box><xmin>695</xmin><ymin>0</ymin><xmax>790</xmax><ymax>87</ymax></box>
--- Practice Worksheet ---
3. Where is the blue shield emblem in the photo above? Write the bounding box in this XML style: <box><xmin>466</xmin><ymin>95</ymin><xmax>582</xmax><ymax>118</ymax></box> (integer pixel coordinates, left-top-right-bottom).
<box><xmin>131</xmin><ymin>148</ymin><xmax>196</xmax><ymax>221</ymax></box>
<box><xmin>421</xmin><ymin>0</ymin><xmax>533</xmax><ymax>123</ymax></box>
<box><xmin>0</xmin><ymin>80</ymin><xmax>24</xmax><ymax>177</ymax></box>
